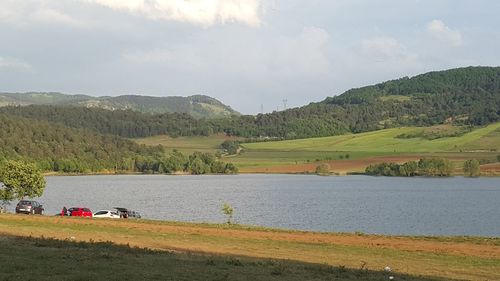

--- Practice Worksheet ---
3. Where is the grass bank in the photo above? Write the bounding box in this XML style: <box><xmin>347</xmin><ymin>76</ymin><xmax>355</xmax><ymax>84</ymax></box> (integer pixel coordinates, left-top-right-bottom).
<box><xmin>1</xmin><ymin>214</ymin><xmax>499</xmax><ymax>280</ymax></box>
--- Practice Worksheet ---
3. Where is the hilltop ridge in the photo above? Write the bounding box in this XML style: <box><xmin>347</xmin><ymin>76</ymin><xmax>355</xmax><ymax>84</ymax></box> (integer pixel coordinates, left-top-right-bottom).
<box><xmin>0</xmin><ymin>92</ymin><xmax>239</xmax><ymax>119</ymax></box>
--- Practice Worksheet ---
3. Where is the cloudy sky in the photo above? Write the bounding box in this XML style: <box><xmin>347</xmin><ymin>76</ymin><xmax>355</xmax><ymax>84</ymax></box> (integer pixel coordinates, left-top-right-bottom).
<box><xmin>1</xmin><ymin>0</ymin><xmax>499</xmax><ymax>114</ymax></box>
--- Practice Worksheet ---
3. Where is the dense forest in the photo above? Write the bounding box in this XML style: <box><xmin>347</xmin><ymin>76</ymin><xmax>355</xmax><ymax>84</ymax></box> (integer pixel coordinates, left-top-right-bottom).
<box><xmin>2</xmin><ymin>67</ymin><xmax>499</xmax><ymax>140</ymax></box>
<box><xmin>0</xmin><ymin>114</ymin><xmax>236</xmax><ymax>174</ymax></box>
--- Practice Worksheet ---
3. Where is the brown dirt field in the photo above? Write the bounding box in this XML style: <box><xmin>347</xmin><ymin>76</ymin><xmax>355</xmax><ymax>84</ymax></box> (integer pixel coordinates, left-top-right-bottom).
<box><xmin>243</xmin><ymin>155</ymin><xmax>423</xmax><ymax>174</ymax></box>
<box><xmin>481</xmin><ymin>163</ymin><xmax>500</xmax><ymax>172</ymax></box>
<box><xmin>1</xmin><ymin>214</ymin><xmax>498</xmax><ymax>259</ymax></box>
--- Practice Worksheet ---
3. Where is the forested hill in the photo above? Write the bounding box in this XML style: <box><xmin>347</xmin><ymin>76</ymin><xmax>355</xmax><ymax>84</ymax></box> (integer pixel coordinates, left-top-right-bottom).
<box><xmin>0</xmin><ymin>92</ymin><xmax>239</xmax><ymax>119</ymax></box>
<box><xmin>0</xmin><ymin>113</ymin><xmax>163</xmax><ymax>172</ymax></box>
<box><xmin>1</xmin><ymin>66</ymin><xmax>498</xmax><ymax>140</ymax></box>
<box><xmin>214</xmin><ymin>66</ymin><xmax>500</xmax><ymax>137</ymax></box>
<box><xmin>314</xmin><ymin>66</ymin><xmax>500</xmax><ymax>132</ymax></box>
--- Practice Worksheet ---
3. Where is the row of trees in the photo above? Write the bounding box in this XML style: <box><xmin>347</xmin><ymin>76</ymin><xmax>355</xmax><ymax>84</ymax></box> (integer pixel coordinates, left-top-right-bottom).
<box><xmin>133</xmin><ymin>151</ymin><xmax>238</xmax><ymax>175</ymax></box>
<box><xmin>365</xmin><ymin>158</ymin><xmax>485</xmax><ymax>177</ymax></box>
<box><xmin>365</xmin><ymin>159</ymin><xmax>454</xmax><ymax>177</ymax></box>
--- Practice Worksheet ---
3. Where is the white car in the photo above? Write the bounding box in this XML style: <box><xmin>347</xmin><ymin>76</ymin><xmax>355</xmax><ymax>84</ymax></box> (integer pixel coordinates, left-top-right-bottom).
<box><xmin>93</xmin><ymin>210</ymin><xmax>120</xmax><ymax>219</ymax></box>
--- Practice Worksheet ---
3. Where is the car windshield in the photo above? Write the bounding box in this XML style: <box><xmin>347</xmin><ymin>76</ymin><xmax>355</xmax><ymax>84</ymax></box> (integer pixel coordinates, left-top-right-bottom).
<box><xmin>94</xmin><ymin>211</ymin><xmax>108</xmax><ymax>215</ymax></box>
<box><xmin>19</xmin><ymin>201</ymin><xmax>31</xmax><ymax>205</ymax></box>
<box><xmin>83</xmin><ymin>208</ymin><xmax>91</xmax><ymax>212</ymax></box>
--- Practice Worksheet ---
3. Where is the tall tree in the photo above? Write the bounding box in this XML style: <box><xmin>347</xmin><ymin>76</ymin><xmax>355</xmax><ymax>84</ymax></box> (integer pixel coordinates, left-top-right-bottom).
<box><xmin>0</xmin><ymin>160</ymin><xmax>46</xmax><ymax>205</ymax></box>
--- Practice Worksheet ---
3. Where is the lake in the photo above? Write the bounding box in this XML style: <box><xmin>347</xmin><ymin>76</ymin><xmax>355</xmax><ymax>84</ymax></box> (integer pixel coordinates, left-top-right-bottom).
<box><xmin>16</xmin><ymin>174</ymin><xmax>500</xmax><ymax>236</ymax></box>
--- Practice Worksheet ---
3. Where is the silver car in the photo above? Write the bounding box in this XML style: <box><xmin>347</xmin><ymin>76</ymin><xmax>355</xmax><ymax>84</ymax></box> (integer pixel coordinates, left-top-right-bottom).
<box><xmin>15</xmin><ymin>200</ymin><xmax>44</xmax><ymax>215</ymax></box>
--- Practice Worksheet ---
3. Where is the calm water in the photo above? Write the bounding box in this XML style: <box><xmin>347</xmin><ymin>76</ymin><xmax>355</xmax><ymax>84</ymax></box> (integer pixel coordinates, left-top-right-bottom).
<box><xmin>16</xmin><ymin>174</ymin><xmax>500</xmax><ymax>236</ymax></box>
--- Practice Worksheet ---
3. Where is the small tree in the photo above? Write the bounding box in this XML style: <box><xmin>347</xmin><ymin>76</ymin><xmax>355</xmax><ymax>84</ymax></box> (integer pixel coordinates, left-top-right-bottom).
<box><xmin>221</xmin><ymin>202</ymin><xmax>234</xmax><ymax>224</ymax></box>
<box><xmin>315</xmin><ymin>163</ymin><xmax>330</xmax><ymax>175</ymax></box>
<box><xmin>463</xmin><ymin>159</ymin><xmax>480</xmax><ymax>177</ymax></box>
<box><xmin>0</xmin><ymin>160</ymin><xmax>46</xmax><ymax>207</ymax></box>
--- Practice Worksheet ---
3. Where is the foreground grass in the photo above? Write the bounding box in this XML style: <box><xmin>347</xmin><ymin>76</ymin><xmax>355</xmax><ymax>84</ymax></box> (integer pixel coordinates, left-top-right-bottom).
<box><xmin>1</xmin><ymin>214</ymin><xmax>499</xmax><ymax>280</ymax></box>
<box><xmin>0</xmin><ymin>235</ymin><xmax>447</xmax><ymax>281</ymax></box>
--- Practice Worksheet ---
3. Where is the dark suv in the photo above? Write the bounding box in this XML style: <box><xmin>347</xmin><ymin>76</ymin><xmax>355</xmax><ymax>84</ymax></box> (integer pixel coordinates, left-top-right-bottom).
<box><xmin>15</xmin><ymin>200</ymin><xmax>44</xmax><ymax>215</ymax></box>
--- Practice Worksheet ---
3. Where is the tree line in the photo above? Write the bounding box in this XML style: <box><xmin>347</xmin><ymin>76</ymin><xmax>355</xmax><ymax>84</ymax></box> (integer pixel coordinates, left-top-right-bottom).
<box><xmin>365</xmin><ymin>158</ymin><xmax>483</xmax><ymax>177</ymax></box>
<box><xmin>365</xmin><ymin>159</ymin><xmax>454</xmax><ymax>177</ymax></box>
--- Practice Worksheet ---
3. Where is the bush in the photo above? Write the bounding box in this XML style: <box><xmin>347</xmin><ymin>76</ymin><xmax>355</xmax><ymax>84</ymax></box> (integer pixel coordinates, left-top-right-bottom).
<box><xmin>463</xmin><ymin>159</ymin><xmax>480</xmax><ymax>177</ymax></box>
<box><xmin>315</xmin><ymin>163</ymin><xmax>331</xmax><ymax>175</ymax></box>
<box><xmin>219</xmin><ymin>140</ymin><xmax>241</xmax><ymax>155</ymax></box>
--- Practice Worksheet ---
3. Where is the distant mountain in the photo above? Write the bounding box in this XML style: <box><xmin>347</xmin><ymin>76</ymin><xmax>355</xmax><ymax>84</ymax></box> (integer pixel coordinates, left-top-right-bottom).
<box><xmin>0</xmin><ymin>92</ymin><xmax>239</xmax><ymax>119</ymax></box>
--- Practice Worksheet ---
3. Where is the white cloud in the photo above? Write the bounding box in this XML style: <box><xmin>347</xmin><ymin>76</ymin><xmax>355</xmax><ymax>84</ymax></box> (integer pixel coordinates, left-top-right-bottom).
<box><xmin>360</xmin><ymin>37</ymin><xmax>418</xmax><ymax>63</ymax></box>
<box><xmin>122</xmin><ymin>26</ymin><xmax>331</xmax><ymax>78</ymax></box>
<box><xmin>85</xmin><ymin>0</ymin><xmax>261</xmax><ymax>27</ymax></box>
<box><xmin>427</xmin><ymin>19</ymin><xmax>463</xmax><ymax>47</ymax></box>
<box><xmin>0</xmin><ymin>1</ymin><xmax>84</xmax><ymax>27</ymax></box>
<box><xmin>0</xmin><ymin>56</ymin><xmax>32</xmax><ymax>71</ymax></box>
<box><xmin>31</xmin><ymin>8</ymin><xmax>83</xmax><ymax>26</ymax></box>
<box><xmin>266</xmin><ymin>27</ymin><xmax>331</xmax><ymax>76</ymax></box>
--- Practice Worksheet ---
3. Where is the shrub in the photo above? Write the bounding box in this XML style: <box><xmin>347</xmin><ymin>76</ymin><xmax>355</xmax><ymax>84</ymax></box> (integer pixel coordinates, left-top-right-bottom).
<box><xmin>463</xmin><ymin>159</ymin><xmax>480</xmax><ymax>177</ymax></box>
<box><xmin>315</xmin><ymin>163</ymin><xmax>330</xmax><ymax>175</ymax></box>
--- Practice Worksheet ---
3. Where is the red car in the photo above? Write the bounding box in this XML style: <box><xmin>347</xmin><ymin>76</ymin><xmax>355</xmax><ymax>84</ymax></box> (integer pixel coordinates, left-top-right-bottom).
<box><xmin>68</xmin><ymin>207</ymin><xmax>93</xmax><ymax>217</ymax></box>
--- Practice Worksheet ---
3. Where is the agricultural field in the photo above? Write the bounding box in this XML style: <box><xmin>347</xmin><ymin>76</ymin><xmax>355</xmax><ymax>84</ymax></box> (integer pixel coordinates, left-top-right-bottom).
<box><xmin>242</xmin><ymin>123</ymin><xmax>500</xmax><ymax>153</ymax></box>
<box><xmin>134</xmin><ymin>134</ymin><xmax>241</xmax><ymax>154</ymax></box>
<box><xmin>236</xmin><ymin>123</ymin><xmax>500</xmax><ymax>174</ymax></box>
<box><xmin>133</xmin><ymin>123</ymin><xmax>500</xmax><ymax>174</ymax></box>
<box><xmin>1</xmin><ymin>214</ymin><xmax>499</xmax><ymax>281</ymax></box>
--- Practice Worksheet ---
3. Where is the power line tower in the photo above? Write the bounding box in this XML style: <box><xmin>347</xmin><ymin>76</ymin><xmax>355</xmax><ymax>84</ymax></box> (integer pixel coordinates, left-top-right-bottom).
<box><xmin>260</xmin><ymin>104</ymin><xmax>264</xmax><ymax>114</ymax></box>
<box><xmin>282</xmin><ymin>99</ymin><xmax>288</xmax><ymax>110</ymax></box>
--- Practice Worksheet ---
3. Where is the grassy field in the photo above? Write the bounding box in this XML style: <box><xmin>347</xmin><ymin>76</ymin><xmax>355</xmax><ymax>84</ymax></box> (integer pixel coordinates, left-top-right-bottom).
<box><xmin>133</xmin><ymin>123</ymin><xmax>500</xmax><ymax>174</ymax></box>
<box><xmin>242</xmin><ymin>123</ymin><xmax>500</xmax><ymax>153</ymax></box>
<box><xmin>134</xmin><ymin>134</ymin><xmax>241</xmax><ymax>153</ymax></box>
<box><xmin>1</xmin><ymin>214</ymin><xmax>500</xmax><ymax>280</ymax></box>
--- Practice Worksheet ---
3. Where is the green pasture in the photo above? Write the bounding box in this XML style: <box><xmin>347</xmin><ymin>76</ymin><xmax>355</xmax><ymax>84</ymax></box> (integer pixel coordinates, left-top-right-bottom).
<box><xmin>134</xmin><ymin>134</ymin><xmax>241</xmax><ymax>153</ymax></box>
<box><xmin>242</xmin><ymin>123</ymin><xmax>500</xmax><ymax>153</ymax></box>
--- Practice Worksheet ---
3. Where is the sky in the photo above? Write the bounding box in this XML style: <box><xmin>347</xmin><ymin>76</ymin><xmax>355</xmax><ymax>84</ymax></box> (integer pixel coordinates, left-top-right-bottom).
<box><xmin>1</xmin><ymin>0</ymin><xmax>499</xmax><ymax>114</ymax></box>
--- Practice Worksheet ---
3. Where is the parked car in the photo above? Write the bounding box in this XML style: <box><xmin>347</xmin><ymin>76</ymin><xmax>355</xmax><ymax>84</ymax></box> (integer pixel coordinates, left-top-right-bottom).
<box><xmin>68</xmin><ymin>207</ymin><xmax>93</xmax><ymax>217</ymax></box>
<box><xmin>114</xmin><ymin>207</ymin><xmax>141</xmax><ymax>219</ymax></box>
<box><xmin>15</xmin><ymin>200</ymin><xmax>44</xmax><ymax>215</ymax></box>
<box><xmin>93</xmin><ymin>210</ymin><xmax>120</xmax><ymax>219</ymax></box>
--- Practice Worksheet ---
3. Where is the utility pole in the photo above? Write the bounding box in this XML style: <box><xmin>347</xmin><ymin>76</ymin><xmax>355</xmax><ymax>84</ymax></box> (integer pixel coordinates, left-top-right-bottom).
<box><xmin>260</xmin><ymin>104</ymin><xmax>264</xmax><ymax>114</ymax></box>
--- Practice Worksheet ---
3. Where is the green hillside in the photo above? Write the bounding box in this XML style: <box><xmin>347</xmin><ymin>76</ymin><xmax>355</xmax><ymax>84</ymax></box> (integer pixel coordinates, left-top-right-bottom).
<box><xmin>215</xmin><ymin>66</ymin><xmax>500</xmax><ymax>138</ymax></box>
<box><xmin>243</xmin><ymin>123</ymin><xmax>500</xmax><ymax>153</ymax></box>
<box><xmin>0</xmin><ymin>92</ymin><xmax>239</xmax><ymax>119</ymax></box>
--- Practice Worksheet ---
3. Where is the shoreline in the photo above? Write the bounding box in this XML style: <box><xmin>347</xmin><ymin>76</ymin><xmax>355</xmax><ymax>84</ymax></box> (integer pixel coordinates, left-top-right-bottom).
<box><xmin>43</xmin><ymin>171</ymin><xmax>500</xmax><ymax>177</ymax></box>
